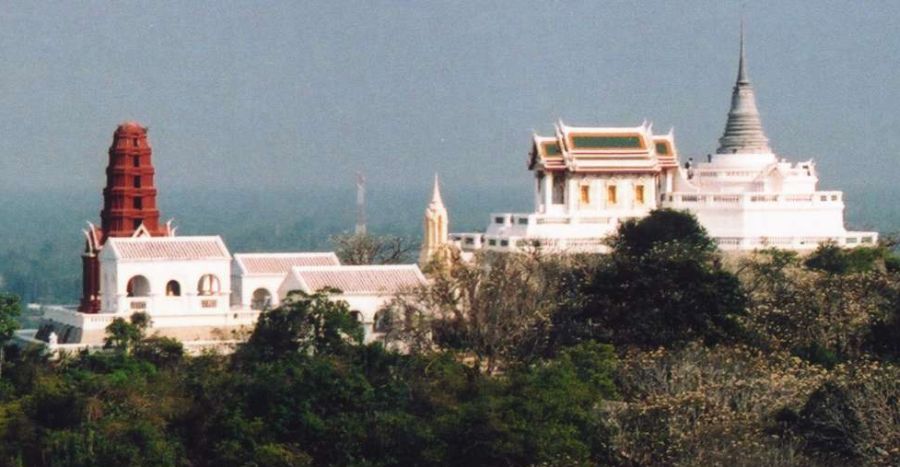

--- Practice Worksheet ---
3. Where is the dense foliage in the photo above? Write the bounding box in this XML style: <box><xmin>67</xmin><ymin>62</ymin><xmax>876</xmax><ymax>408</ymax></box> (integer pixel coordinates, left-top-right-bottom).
<box><xmin>0</xmin><ymin>209</ymin><xmax>897</xmax><ymax>465</ymax></box>
<box><xmin>0</xmin><ymin>290</ymin><xmax>620</xmax><ymax>466</ymax></box>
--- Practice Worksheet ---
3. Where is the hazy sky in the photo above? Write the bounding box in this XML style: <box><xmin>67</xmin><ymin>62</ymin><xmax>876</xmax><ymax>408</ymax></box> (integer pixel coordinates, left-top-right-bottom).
<box><xmin>1</xmin><ymin>1</ymin><xmax>898</xmax><ymax>197</ymax></box>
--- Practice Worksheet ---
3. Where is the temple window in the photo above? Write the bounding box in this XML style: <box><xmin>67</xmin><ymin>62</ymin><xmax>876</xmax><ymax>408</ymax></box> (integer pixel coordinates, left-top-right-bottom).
<box><xmin>580</xmin><ymin>185</ymin><xmax>591</xmax><ymax>205</ymax></box>
<box><xmin>133</xmin><ymin>156</ymin><xmax>140</xmax><ymax>167</ymax></box>
<box><xmin>552</xmin><ymin>176</ymin><xmax>565</xmax><ymax>204</ymax></box>
<box><xmin>126</xmin><ymin>275</ymin><xmax>151</xmax><ymax>297</ymax></box>
<box><xmin>133</xmin><ymin>176</ymin><xmax>141</xmax><ymax>188</ymax></box>
<box><xmin>634</xmin><ymin>185</ymin><xmax>645</xmax><ymax>204</ymax></box>
<box><xmin>132</xmin><ymin>138</ymin><xmax>139</xmax><ymax>147</ymax></box>
<box><xmin>251</xmin><ymin>288</ymin><xmax>272</xmax><ymax>310</ymax></box>
<box><xmin>197</xmin><ymin>274</ymin><xmax>221</xmax><ymax>296</ymax></box>
<box><xmin>133</xmin><ymin>219</ymin><xmax>142</xmax><ymax>230</ymax></box>
<box><xmin>165</xmin><ymin>280</ymin><xmax>181</xmax><ymax>297</ymax></box>
<box><xmin>607</xmin><ymin>185</ymin><xmax>618</xmax><ymax>205</ymax></box>
<box><xmin>134</xmin><ymin>197</ymin><xmax>143</xmax><ymax>209</ymax></box>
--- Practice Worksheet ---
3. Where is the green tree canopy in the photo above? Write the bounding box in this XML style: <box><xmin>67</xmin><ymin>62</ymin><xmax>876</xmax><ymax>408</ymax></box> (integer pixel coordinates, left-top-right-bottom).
<box><xmin>608</xmin><ymin>208</ymin><xmax>717</xmax><ymax>257</ymax></box>
<box><xmin>239</xmin><ymin>289</ymin><xmax>364</xmax><ymax>363</ymax></box>
<box><xmin>553</xmin><ymin>209</ymin><xmax>747</xmax><ymax>349</ymax></box>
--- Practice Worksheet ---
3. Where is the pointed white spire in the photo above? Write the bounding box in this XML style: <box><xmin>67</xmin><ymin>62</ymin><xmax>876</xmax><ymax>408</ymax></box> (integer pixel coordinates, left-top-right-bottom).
<box><xmin>716</xmin><ymin>21</ymin><xmax>772</xmax><ymax>155</ymax></box>
<box><xmin>737</xmin><ymin>18</ymin><xmax>749</xmax><ymax>84</ymax></box>
<box><xmin>430</xmin><ymin>173</ymin><xmax>444</xmax><ymax>206</ymax></box>
<box><xmin>420</xmin><ymin>173</ymin><xmax>449</xmax><ymax>269</ymax></box>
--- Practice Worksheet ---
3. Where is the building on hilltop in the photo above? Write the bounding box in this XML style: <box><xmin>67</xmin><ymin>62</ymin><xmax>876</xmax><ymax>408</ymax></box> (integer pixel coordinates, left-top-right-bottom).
<box><xmin>20</xmin><ymin>122</ymin><xmax>425</xmax><ymax>353</ymax></box>
<box><xmin>80</xmin><ymin>122</ymin><xmax>174</xmax><ymax>313</ymax></box>
<box><xmin>451</xmin><ymin>122</ymin><xmax>679</xmax><ymax>253</ymax></box>
<box><xmin>448</xmin><ymin>30</ymin><xmax>877</xmax><ymax>254</ymax></box>
<box><xmin>278</xmin><ymin>265</ymin><xmax>426</xmax><ymax>344</ymax></box>
<box><xmin>231</xmin><ymin>252</ymin><xmax>342</xmax><ymax>310</ymax></box>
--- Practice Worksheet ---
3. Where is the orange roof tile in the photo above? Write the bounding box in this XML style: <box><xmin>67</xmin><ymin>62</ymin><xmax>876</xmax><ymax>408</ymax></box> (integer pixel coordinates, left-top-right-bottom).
<box><xmin>106</xmin><ymin>236</ymin><xmax>230</xmax><ymax>260</ymax></box>
<box><xmin>291</xmin><ymin>265</ymin><xmax>425</xmax><ymax>295</ymax></box>
<box><xmin>236</xmin><ymin>253</ymin><xmax>340</xmax><ymax>275</ymax></box>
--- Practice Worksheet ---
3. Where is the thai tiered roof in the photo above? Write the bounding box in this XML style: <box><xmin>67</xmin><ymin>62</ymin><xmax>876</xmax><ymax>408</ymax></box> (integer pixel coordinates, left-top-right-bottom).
<box><xmin>652</xmin><ymin>130</ymin><xmax>680</xmax><ymax>168</ymax></box>
<box><xmin>528</xmin><ymin>121</ymin><xmax>678</xmax><ymax>173</ymax></box>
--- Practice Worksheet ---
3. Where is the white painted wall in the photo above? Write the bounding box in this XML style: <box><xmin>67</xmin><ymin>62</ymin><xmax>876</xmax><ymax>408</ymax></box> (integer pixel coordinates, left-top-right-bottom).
<box><xmin>99</xmin><ymin>254</ymin><xmax>232</xmax><ymax>316</ymax></box>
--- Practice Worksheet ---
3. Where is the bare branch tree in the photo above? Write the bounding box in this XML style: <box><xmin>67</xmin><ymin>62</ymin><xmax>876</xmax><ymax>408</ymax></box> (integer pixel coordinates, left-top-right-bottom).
<box><xmin>383</xmin><ymin>249</ymin><xmax>595</xmax><ymax>373</ymax></box>
<box><xmin>331</xmin><ymin>232</ymin><xmax>418</xmax><ymax>265</ymax></box>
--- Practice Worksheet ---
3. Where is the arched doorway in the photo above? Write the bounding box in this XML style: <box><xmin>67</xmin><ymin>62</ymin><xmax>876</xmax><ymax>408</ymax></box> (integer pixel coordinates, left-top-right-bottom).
<box><xmin>126</xmin><ymin>275</ymin><xmax>151</xmax><ymax>297</ymax></box>
<box><xmin>251</xmin><ymin>288</ymin><xmax>272</xmax><ymax>310</ymax></box>
<box><xmin>165</xmin><ymin>280</ymin><xmax>181</xmax><ymax>296</ymax></box>
<box><xmin>197</xmin><ymin>274</ymin><xmax>221</xmax><ymax>296</ymax></box>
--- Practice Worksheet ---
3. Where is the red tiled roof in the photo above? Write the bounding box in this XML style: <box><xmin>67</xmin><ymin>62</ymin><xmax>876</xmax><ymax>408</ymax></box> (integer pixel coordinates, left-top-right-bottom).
<box><xmin>292</xmin><ymin>265</ymin><xmax>425</xmax><ymax>294</ymax></box>
<box><xmin>236</xmin><ymin>253</ymin><xmax>340</xmax><ymax>275</ymax></box>
<box><xmin>107</xmin><ymin>236</ymin><xmax>230</xmax><ymax>260</ymax></box>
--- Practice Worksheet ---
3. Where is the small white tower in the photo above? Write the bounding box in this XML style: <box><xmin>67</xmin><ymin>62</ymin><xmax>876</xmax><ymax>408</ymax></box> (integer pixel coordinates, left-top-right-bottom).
<box><xmin>419</xmin><ymin>174</ymin><xmax>449</xmax><ymax>268</ymax></box>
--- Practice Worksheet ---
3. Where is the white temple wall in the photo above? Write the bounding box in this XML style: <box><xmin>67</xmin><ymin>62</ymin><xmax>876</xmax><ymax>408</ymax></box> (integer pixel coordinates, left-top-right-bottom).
<box><xmin>340</xmin><ymin>294</ymin><xmax>393</xmax><ymax>344</ymax></box>
<box><xmin>558</xmin><ymin>173</ymin><xmax>657</xmax><ymax>215</ymax></box>
<box><xmin>689</xmin><ymin>204</ymin><xmax>847</xmax><ymax>239</ymax></box>
<box><xmin>274</xmin><ymin>278</ymin><xmax>393</xmax><ymax>344</ymax></box>
<box><xmin>99</xmin><ymin>257</ymin><xmax>232</xmax><ymax>316</ymax></box>
<box><xmin>232</xmin><ymin>274</ymin><xmax>284</xmax><ymax>310</ymax></box>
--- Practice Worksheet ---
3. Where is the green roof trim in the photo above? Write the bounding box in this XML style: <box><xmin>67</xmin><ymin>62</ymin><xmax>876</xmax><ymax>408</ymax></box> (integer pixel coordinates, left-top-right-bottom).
<box><xmin>572</xmin><ymin>135</ymin><xmax>643</xmax><ymax>150</ymax></box>
<box><xmin>542</xmin><ymin>142</ymin><xmax>562</xmax><ymax>156</ymax></box>
<box><xmin>655</xmin><ymin>142</ymin><xmax>670</xmax><ymax>155</ymax></box>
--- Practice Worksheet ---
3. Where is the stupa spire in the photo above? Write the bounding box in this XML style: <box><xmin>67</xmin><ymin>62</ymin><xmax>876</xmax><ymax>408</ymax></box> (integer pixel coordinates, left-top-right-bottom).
<box><xmin>737</xmin><ymin>20</ymin><xmax>749</xmax><ymax>84</ymax></box>
<box><xmin>716</xmin><ymin>23</ymin><xmax>771</xmax><ymax>155</ymax></box>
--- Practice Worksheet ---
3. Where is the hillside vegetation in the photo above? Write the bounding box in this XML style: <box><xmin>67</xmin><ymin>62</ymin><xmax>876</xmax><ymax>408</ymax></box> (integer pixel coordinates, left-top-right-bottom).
<box><xmin>0</xmin><ymin>209</ymin><xmax>897</xmax><ymax>466</ymax></box>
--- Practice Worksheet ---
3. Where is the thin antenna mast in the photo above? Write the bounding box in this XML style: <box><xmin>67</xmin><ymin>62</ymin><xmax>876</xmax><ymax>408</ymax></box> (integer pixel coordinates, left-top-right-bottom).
<box><xmin>355</xmin><ymin>172</ymin><xmax>367</xmax><ymax>235</ymax></box>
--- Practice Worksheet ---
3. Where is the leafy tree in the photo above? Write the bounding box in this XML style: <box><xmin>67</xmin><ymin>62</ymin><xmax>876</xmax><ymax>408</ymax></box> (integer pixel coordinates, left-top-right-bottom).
<box><xmin>787</xmin><ymin>364</ymin><xmax>900</xmax><ymax>465</ymax></box>
<box><xmin>103</xmin><ymin>312</ymin><xmax>149</xmax><ymax>354</ymax></box>
<box><xmin>868</xmin><ymin>288</ymin><xmax>900</xmax><ymax>360</ymax></box>
<box><xmin>134</xmin><ymin>336</ymin><xmax>185</xmax><ymax>369</ymax></box>
<box><xmin>440</xmin><ymin>342</ymin><xmax>619</xmax><ymax>465</ymax></box>
<box><xmin>804</xmin><ymin>242</ymin><xmax>887</xmax><ymax>275</ymax></box>
<box><xmin>0</xmin><ymin>292</ymin><xmax>21</xmax><ymax>379</ymax></box>
<box><xmin>239</xmin><ymin>289</ymin><xmax>364</xmax><ymax>362</ymax></box>
<box><xmin>739</xmin><ymin>248</ymin><xmax>900</xmax><ymax>362</ymax></box>
<box><xmin>554</xmin><ymin>209</ymin><xmax>747</xmax><ymax>349</ymax></box>
<box><xmin>609</xmin><ymin>207</ymin><xmax>717</xmax><ymax>256</ymax></box>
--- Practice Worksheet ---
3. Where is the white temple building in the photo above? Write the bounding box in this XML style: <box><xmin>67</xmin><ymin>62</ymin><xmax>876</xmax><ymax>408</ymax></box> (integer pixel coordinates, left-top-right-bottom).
<box><xmin>20</xmin><ymin>121</ymin><xmax>427</xmax><ymax>353</ymax></box>
<box><xmin>34</xmin><ymin>242</ymin><xmax>426</xmax><ymax>352</ymax></box>
<box><xmin>278</xmin><ymin>265</ymin><xmax>426</xmax><ymax>343</ymax></box>
<box><xmin>450</xmin><ymin>32</ymin><xmax>877</xmax><ymax>254</ymax></box>
<box><xmin>231</xmin><ymin>252</ymin><xmax>342</xmax><ymax>310</ymax></box>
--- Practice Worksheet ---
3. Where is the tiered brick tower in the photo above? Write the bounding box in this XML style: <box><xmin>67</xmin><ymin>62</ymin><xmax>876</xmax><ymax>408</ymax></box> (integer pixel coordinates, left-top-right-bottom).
<box><xmin>79</xmin><ymin>122</ymin><xmax>171</xmax><ymax>313</ymax></box>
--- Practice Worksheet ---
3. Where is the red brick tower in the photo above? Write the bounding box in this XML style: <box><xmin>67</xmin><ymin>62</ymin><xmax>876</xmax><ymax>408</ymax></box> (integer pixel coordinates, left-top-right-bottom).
<box><xmin>79</xmin><ymin>122</ymin><xmax>172</xmax><ymax>313</ymax></box>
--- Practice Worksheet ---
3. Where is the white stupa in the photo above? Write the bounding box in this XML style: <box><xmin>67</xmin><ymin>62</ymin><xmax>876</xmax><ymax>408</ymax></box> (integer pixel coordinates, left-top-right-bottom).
<box><xmin>450</xmin><ymin>29</ymin><xmax>877</xmax><ymax>253</ymax></box>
